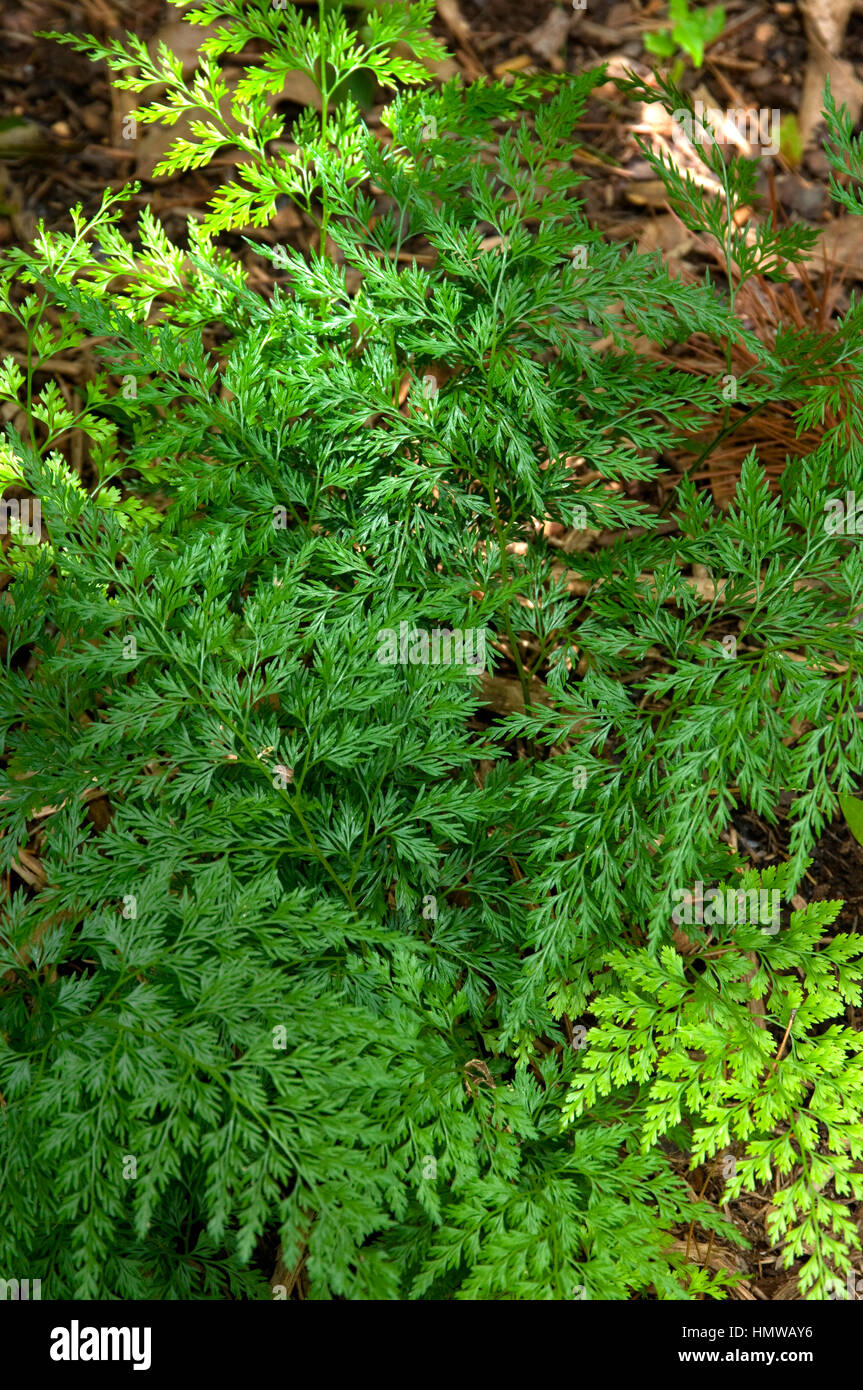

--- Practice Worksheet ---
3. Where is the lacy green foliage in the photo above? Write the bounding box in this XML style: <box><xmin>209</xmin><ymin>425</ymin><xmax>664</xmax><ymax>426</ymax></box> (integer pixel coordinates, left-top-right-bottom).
<box><xmin>49</xmin><ymin>0</ymin><xmax>447</xmax><ymax>236</ymax></box>
<box><xmin>562</xmin><ymin>866</ymin><xmax>863</xmax><ymax>1299</ymax></box>
<box><xmin>1</xmin><ymin>1</ymin><xmax>862</xmax><ymax>1299</ymax></box>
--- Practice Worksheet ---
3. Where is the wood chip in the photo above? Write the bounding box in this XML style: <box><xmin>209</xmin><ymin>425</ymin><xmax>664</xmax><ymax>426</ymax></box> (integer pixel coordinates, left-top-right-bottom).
<box><xmin>476</xmin><ymin>672</ymin><xmax>553</xmax><ymax>716</ymax></box>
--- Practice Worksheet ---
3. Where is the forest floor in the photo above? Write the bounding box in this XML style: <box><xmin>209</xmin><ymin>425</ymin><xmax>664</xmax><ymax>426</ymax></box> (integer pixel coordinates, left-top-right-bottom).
<box><xmin>3</xmin><ymin>0</ymin><xmax>863</xmax><ymax>1299</ymax></box>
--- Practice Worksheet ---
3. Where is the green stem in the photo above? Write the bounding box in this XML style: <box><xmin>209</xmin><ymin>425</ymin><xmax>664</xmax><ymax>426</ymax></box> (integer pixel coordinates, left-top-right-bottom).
<box><xmin>487</xmin><ymin>462</ymin><xmax>532</xmax><ymax>711</ymax></box>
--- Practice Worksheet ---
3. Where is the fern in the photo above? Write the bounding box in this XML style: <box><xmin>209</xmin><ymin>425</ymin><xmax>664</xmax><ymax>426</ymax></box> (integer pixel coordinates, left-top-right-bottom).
<box><xmin>1</xmin><ymin>1</ymin><xmax>862</xmax><ymax>1300</ymax></box>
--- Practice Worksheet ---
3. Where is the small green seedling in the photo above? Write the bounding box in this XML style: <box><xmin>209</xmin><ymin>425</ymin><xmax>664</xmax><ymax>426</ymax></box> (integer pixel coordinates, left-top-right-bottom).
<box><xmin>840</xmin><ymin>793</ymin><xmax>863</xmax><ymax>847</ymax></box>
<box><xmin>645</xmin><ymin>0</ymin><xmax>726</xmax><ymax>72</ymax></box>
